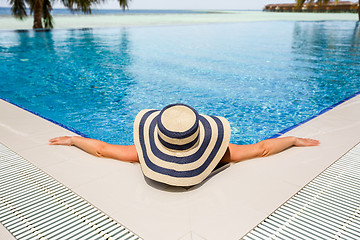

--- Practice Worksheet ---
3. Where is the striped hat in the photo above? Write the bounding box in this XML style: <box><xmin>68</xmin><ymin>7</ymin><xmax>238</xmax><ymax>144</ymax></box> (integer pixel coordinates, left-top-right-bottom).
<box><xmin>133</xmin><ymin>103</ymin><xmax>231</xmax><ymax>186</ymax></box>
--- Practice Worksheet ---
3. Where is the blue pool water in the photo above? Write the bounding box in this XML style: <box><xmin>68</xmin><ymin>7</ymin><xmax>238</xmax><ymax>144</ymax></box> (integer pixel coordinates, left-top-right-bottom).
<box><xmin>0</xmin><ymin>21</ymin><xmax>359</xmax><ymax>145</ymax></box>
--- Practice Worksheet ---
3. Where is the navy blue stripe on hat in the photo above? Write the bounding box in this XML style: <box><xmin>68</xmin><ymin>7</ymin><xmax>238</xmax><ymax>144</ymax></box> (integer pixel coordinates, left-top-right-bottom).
<box><xmin>157</xmin><ymin>103</ymin><xmax>199</xmax><ymax>139</ymax></box>
<box><xmin>149</xmin><ymin>115</ymin><xmax>211</xmax><ymax>164</ymax></box>
<box><xmin>138</xmin><ymin>111</ymin><xmax>225</xmax><ymax>178</ymax></box>
<box><xmin>158</xmin><ymin>134</ymin><xmax>199</xmax><ymax>151</ymax></box>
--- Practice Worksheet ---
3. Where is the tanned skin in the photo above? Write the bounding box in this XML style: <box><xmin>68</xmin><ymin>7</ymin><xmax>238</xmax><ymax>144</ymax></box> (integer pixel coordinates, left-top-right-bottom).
<box><xmin>49</xmin><ymin>136</ymin><xmax>319</xmax><ymax>163</ymax></box>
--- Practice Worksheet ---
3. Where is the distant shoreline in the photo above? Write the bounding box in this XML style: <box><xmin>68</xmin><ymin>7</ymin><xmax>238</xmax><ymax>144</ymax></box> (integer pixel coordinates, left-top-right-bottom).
<box><xmin>0</xmin><ymin>11</ymin><xmax>358</xmax><ymax>31</ymax></box>
<box><xmin>0</xmin><ymin>7</ymin><xmax>215</xmax><ymax>16</ymax></box>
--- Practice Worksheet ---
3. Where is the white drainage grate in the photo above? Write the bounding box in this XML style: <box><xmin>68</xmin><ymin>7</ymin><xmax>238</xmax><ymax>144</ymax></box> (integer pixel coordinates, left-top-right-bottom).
<box><xmin>0</xmin><ymin>143</ymin><xmax>142</xmax><ymax>240</ymax></box>
<box><xmin>243</xmin><ymin>143</ymin><xmax>360</xmax><ymax>240</ymax></box>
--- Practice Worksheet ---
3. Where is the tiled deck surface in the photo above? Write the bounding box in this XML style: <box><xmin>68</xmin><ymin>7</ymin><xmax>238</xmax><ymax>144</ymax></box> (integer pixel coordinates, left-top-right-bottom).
<box><xmin>0</xmin><ymin>94</ymin><xmax>359</xmax><ymax>240</ymax></box>
<box><xmin>0</xmin><ymin>143</ymin><xmax>141</xmax><ymax>240</ymax></box>
<box><xmin>243</xmin><ymin>142</ymin><xmax>360</xmax><ymax>239</ymax></box>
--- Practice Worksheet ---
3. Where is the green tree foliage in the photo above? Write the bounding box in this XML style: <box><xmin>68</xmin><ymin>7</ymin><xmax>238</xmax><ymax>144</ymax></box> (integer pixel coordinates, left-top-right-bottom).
<box><xmin>9</xmin><ymin>0</ymin><xmax>130</xmax><ymax>29</ymax></box>
<box><xmin>297</xmin><ymin>0</ymin><xmax>359</xmax><ymax>21</ymax></box>
<box><xmin>296</xmin><ymin>0</ymin><xmax>338</xmax><ymax>8</ymax></box>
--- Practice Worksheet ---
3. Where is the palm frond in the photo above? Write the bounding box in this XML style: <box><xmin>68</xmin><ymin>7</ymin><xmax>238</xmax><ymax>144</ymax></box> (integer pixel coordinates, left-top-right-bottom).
<box><xmin>296</xmin><ymin>0</ymin><xmax>305</xmax><ymax>8</ymax></box>
<box><xmin>27</xmin><ymin>0</ymin><xmax>37</xmax><ymax>14</ymax></box>
<box><xmin>10</xmin><ymin>0</ymin><xmax>133</xmax><ymax>28</ymax></box>
<box><xmin>60</xmin><ymin>0</ymin><xmax>99</xmax><ymax>14</ymax></box>
<box><xmin>118</xmin><ymin>0</ymin><xmax>130</xmax><ymax>10</ymax></box>
<box><xmin>10</xmin><ymin>0</ymin><xmax>27</xmax><ymax>19</ymax></box>
<box><xmin>43</xmin><ymin>0</ymin><xmax>53</xmax><ymax>28</ymax></box>
<box><xmin>317</xmin><ymin>0</ymin><xmax>331</xmax><ymax>5</ymax></box>
<box><xmin>297</xmin><ymin>0</ymin><xmax>339</xmax><ymax>7</ymax></box>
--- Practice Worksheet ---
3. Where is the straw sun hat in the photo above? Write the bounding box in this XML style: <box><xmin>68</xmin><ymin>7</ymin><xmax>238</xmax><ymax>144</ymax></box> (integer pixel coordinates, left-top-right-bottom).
<box><xmin>133</xmin><ymin>103</ymin><xmax>231</xmax><ymax>187</ymax></box>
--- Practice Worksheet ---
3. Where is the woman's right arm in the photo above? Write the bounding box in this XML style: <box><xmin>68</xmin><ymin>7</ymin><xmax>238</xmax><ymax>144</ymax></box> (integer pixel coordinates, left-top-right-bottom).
<box><xmin>49</xmin><ymin>136</ymin><xmax>139</xmax><ymax>163</ymax></box>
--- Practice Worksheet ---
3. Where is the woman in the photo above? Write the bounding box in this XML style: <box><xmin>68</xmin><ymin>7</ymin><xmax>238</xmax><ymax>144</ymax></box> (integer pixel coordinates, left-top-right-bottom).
<box><xmin>49</xmin><ymin>103</ymin><xmax>319</xmax><ymax>186</ymax></box>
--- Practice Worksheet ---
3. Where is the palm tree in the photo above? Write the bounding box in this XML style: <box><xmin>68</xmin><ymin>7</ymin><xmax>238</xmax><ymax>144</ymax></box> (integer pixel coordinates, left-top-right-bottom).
<box><xmin>296</xmin><ymin>0</ymin><xmax>359</xmax><ymax>21</ymax></box>
<box><xmin>296</xmin><ymin>0</ymin><xmax>338</xmax><ymax>10</ymax></box>
<box><xmin>9</xmin><ymin>0</ymin><xmax>130</xmax><ymax>29</ymax></box>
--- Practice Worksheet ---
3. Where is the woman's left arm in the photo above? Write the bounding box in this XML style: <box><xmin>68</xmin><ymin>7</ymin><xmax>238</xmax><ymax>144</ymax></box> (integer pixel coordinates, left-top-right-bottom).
<box><xmin>220</xmin><ymin>137</ymin><xmax>320</xmax><ymax>164</ymax></box>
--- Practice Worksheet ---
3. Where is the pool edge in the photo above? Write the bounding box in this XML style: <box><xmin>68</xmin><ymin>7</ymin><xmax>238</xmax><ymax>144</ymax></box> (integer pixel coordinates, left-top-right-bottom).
<box><xmin>269</xmin><ymin>90</ymin><xmax>360</xmax><ymax>139</ymax></box>
<box><xmin>2</xmin><ymin>89</ymin><xmax>359</xmax><ymax>143</ymax></box>
<box><xmin>0</xmin><ymin>96</ymin><xmax>88</xmax><ymax>138</ymax></box>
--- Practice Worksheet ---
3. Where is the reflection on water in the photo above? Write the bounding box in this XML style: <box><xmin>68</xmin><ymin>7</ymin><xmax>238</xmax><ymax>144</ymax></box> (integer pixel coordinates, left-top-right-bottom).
<box><xmin>0</xmin><ymin>28</ymin><xmax>136</xmax><ymax>144</ymax></box>
<box><xmin>351</xmin><ymin>21</ymin><xmax>360</xmax><ymax>47</ymax></box>
<box><xmin>0</xmin><ymin>22</ymin><xmax>359</xmax><ymax>145</ymax></box>
<box><xmin>292</xmin><ymin>21</ymin><xmax>360</xmax><ymax>58</ymax></box>
<box><xmin>291</xmin><ymin>22</ymin><xmax>360</xmax><ymax>111</ymax></box>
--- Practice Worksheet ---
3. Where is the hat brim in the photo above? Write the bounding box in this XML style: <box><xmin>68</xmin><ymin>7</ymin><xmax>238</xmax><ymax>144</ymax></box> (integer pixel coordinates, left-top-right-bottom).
<box><xmin>134</xmin><ymin>109</ymin><xmax>231</xmax><ymax>186</ymax></box>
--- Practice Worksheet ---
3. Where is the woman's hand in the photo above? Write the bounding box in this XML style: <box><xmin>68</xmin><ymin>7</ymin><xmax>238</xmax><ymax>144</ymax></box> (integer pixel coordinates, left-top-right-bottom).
<box><xmin>49</xmin><ymin>136</ymin><xmax>74</xmax><ymax>146</ymax></box>
<box><xmin>294</xmin><ymin>138</ymin><xmax>320</xmax><ymax>147</ymax></box>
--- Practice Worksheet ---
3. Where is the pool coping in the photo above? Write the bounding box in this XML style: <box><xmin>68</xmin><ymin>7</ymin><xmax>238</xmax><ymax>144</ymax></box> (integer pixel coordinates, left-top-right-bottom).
<box><xmin>269</xmin><ymin>90</ymin><xmax>360</xmax><ymax>139</ymax></box>
<box><xmin>0</xmin><ymin>96</ymin><xmax>88</xmax><ymax>138</ymax></box>
<box><xmin>0</xmin><ymin>92</ymin><xmax>359</xmax><ymax>239</ymax></box>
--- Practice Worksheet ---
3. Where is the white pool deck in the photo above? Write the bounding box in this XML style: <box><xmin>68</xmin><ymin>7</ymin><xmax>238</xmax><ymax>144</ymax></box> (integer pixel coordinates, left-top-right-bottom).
<box><xmin>0</xmin><ymin>92</ymin><xmax>359</xmax><ymax>239</ymax></box>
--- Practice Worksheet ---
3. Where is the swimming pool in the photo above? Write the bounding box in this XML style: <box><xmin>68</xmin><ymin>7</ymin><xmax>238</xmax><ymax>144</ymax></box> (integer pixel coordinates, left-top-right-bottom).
<box><xmin>0</xmin><ymin>21</ymin><xmax>359</xmax><ymax>145</ymax></box>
